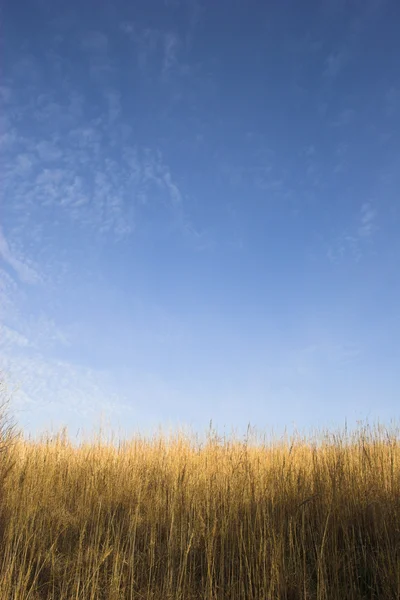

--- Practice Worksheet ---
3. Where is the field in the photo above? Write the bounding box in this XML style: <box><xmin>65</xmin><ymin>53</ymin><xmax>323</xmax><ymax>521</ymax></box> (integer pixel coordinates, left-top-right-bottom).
<box><xmin>0</xmin><ymin>407</ymin><xmax>398</xmax><ymax>599</ymax></box>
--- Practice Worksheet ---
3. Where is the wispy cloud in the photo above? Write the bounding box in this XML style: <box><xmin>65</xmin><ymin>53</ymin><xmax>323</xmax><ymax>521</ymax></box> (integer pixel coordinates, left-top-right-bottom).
<box><xmin>163</xmin><ymin>0</ymin><xmax>202</xmax><ymax>46</ymax></box>
<box><xmin>0</xmin><ymin>21</ymin><xmax>209</xmax><ymax>437</ymax></box>
<box><xmin>221</xmin><ymin>133</ymin><xmax>291</xmax><ymax>202</ymax></box>
<box><xmin>0</xmin><ymin>268</ymin><xmax>19</xmax><ymax>320</ymax></box>
<box><xmin>0</xmin><ymin>317</ymin><xmax>198</xmax><ymax>444</ymax></box>
<box><xmin>326</xmin><ymin>202</ymin><xmax>378</xmax><ymax>263</ymax></box>
<box><xmin>140</xmin><ymin>149</ymin><xmax>183</xmax><ymax>206</ymax></box>
<box><xmin>163</xmin><ymin>32</ymin><xmax>179</xmax><ymax>75</ymax></box>
<box><xmin>120</xmin><ymin>22</ymin><xmax>181</xmax><ymax>78</ymax></box>
<box><xmin>104</xmin><ymin>90</ymin><xmax>121</xmax><ymax>123</ymax></box>
<box><xmin>300</xmin><ymin>144</ymin><xmax>323</xmax><ymax>188</ymax></box>
<box><xmin>331</xmin><ymin>108</ymin><xmax>355</xmax><ymax>127</ymax></box>
<box><xmin>322</xmin><ymin>0</ymin><xmax>388</xmax><ymax>15</ymax></box>
<box><xmin>333</xmin><ymin>143</ymin><xmax>349</xmax><ymax>174</ymax></box>
<box><xmin>358</xmin><ymin>202</ymin><xmax>377</xmax><ymax>238</ymax></box>
<box><xmin>135</xmin><ymin>149</ymin><xmax>211</xmax><ymax>247</ymax></box>
<box><xmin>81</xmin><ymin>31</ymin><xmax>108</xmax><ymax>53</ymax></box>
<box><xmin>322</xmin><ymin>0</ymin><xmax>388</xmax><ymax>84</ymax></box>
<box><xmin>0</xmin><ymin>227</ymin><xmax>41</xmax><ymax>285</ymax></box>
<box><xmin>324</xmin><ymin>50</ymin><xmax>348</xmax><ymax>79</ymax></box>
<box><xmin>162</xmin><ymin>168</ymin><xmax>182</xmax><ymax>206</ymax></box>
<box><xmin>120</xmin><ymin>23</ymin><xmax>160</xmax><ymax>71</ymax></box>
<box><xmin>293</xmin><ymin>339</ymin><xmax>362</xmax><ymax>379</ymax></box>
<box><xmin>385</xmin><ymin>87</ymin><xmax>400</xmax><ymax>117</ymax></box>
<box><xmin>1</xmin><ymin>62</ymin><xmax>199</xmax><ymax>244</ymax></box>
<box><xmin>0</xmin><ymin>349</ymin><xmax>134</xmax><ymax>434</ymax></box>
<box><xmin>80</xmin><ymin>30</ymin><xmax>114</xmax><ymax>83</ymax></box>
<box><xmin>0</xmin><ymin>324</ymin><xmax>32</xmax><ymax>351</ymax></box>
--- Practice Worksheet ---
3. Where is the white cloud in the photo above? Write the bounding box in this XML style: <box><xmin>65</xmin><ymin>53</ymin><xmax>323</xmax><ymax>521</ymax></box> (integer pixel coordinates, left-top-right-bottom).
<box><xmin>0</xmin><ymin>325</ymin><xmax>32</xmax><ymax>350</ymax></box>
<box><xmin>1</xmin><ymin>30</ymin><xmax>206</xmax><ymax>317</ymax></box>
<box><xmin>81</xmin><ymin>31</ymin><xmax>109</xmax><ymax>53</ymax></box>
<box><xmin>293</xmin><ymin>339</ymin><xmax>362</xmax><ymax>378</ymax></box>
<box><xmin>358</xmin><ymin>202</ymin><xmax>377</xmax><ymax>237</ymax></box>
<box><xmin>36</xmin><ymin>140</ymin><xmax>62</xmax><ymax>162</ymax></box>
<box><xmin>80</xmin><ymin>31</ymin><xmax>114</xmax><ymax>83</ymax></box>
<box><xmin>163</xmin><ymin>32</ymin><xmax>179</xmax><ymax>74</ymax></box>
<box><xmin>0</xmin><ymin>350</ymin><xmax>134</xmax><ymax>436</ymax></box>
<box><xmin>321</xmin><ymin>0</ymin><xmax>348</xmax><ymax>14</ymax></box>
<box><xmin>385</xmin><ymin>87</ymin><xmax>400</xmax><ymax>116</ymax></box>
<box><xmin>0</xmin><ymin>317</ymin><xmax>119</xmax><ymax>431</ymax></box>
<box><xmin>303</xmin><ymin>145</ymin><xmax>316</xmax><ymax>157</ymax></box>
<box><xmin>104</xmin><ymin>90</ymin><xmax>121</xmax><ymax>123</ymax></box>
<box><xmin>120</xmin><ymin>23</ymin><xmax>161</xmax><ymax>70</ymax></box>
<box><xmin>120</xmin><ymin>23</ymin><xmax>182</xmax><ymax>78</ymax></box>
<box><xmin>120</xmin><ymin>22</ymin><xmax>135</xmax><ymax>35</ymax></box>
<box><xmin>0</xmin><ymin>18</ymin><xmax>212</xmax><ymax>442</ymax></box>
<box><xmin>2</xmin><ymin>76</ymin><xmax>201</xmax><ymax>248</ymax></box>
<box><xmin>324</xmin><ymin>50</ymin><xmax>347</xmax><ymax>79</ymax></box>
<box><xmin>221</xmin><ymin>136</ymin><xmax>291</xmax><ymax>201</ymax></box>
<box><xmin>0</xmin><ymin>227</ymin><xmax>41</xmax><ymax>285</ymax></box>
<box><xmin>0</xmin><ymin>268</ymin><xmax>19</xmax><ymax>319</ymax></box>
<box><xmin>326</xmin><ymin>202</ymin><xmax>377</xmax><ymax>263</ymax></box>
<box><xmin>160</xmin><ymin>164</ymin><xmax>182</xmax><ymax>206</ymax></box>
<box><xmin>0</xmin><ymin>85</ymin><xmax>12</xmax><ymax>103</ymax></box>
<box><xmin>331</xmin><ymin>108</ymin><xmax>355</xmax><ymax>127</ymax></box>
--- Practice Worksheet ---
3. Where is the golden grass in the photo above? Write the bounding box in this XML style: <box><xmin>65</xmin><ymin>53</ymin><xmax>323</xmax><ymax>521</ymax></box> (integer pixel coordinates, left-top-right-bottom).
<box><xmin>0</xmin><ymin>417</ymin><xmax>398</xmax><ymax>599</ymax></box>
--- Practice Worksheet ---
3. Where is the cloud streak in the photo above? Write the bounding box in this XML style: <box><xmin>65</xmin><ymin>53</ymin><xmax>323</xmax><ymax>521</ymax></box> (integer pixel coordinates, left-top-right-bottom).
<box><xmin>0</xmin><ymin>20</ymin><xmax>208</xmax><ymax>437</ymax></box>
<box><xmin>1</xmin><ymin>62</ymin><xmax>199</xmax><ymax>246</ymax></box>
<box><xmin>120</xmin><ymin>22</ymin><xmax>181</xmax><ymax>77</ymax></box>
<box><xmin>326</xmin><ymin>202</ymin><xmax>378</xmax><ymax>264</ymax></box>
<box><xmin>358</xmin><ymin>202</ymin><xmax>377</xmax><ymax>238</ymax></box>
<box><xmin>0</xmin><ymin>227</ymin><xmax>41</xmax><ymax>284</ymax></box>
<box><xmin>163</xmin><ymin>32</ymin><xmax>179</xmax><ymax>75</ymax></box>
<box><xmin>324</xmin><ymin>50</ymin><xmax>348</xmax><ymax>79</ymax></box>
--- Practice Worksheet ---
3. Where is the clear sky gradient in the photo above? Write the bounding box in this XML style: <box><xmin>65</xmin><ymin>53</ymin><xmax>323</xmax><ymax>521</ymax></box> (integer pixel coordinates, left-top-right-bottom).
<box><xmin>1</xmin><ymin>0</ymin><xmax>399</xmax><ymax>446</ymax></box>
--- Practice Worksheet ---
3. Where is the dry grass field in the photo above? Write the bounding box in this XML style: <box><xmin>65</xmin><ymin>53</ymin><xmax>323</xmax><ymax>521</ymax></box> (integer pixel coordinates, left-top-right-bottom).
<box><xmin>0</xmin><ymin>391</ymin><xmax>398</xmax><ymax>599</ymax></box>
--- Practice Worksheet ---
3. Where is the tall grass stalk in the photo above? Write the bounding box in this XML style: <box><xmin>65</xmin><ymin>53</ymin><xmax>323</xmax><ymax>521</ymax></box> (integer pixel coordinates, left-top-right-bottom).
<box><xmin>0</xmin><ymin>413</ymin><xmax>398</xmax><ymax>599</ymax></box>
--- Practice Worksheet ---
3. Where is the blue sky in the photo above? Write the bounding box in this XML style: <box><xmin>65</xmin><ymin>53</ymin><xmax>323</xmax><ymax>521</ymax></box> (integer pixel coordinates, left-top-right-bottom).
<box><xmin>1</xmin><ymin>0</ymin><xmax>399</xmax><ymax>446</ymax></box>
